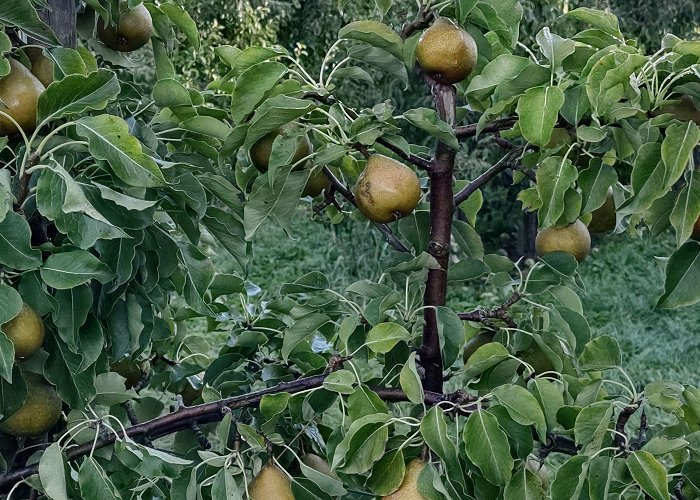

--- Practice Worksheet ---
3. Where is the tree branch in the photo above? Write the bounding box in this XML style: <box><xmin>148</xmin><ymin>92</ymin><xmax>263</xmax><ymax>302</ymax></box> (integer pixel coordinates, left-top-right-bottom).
<box><xmin>400</xmin><ymin>2</ymin><xmax>434</xmax><ymax>39</ymax></box>
<box><xmin>0</xmin><ymin>375</ymin><xmax>471</xmax><ymax>490</ymax></box>
<box><xmin>458</xmin><ymin>292</ymin><xmax>522</xmax><ymax>328</ymax></box>
<box><xmin>455</xmin><ymin>117</ymin><xmax>518</xmax><ymax>140</ymax></box>
<box><xmin>615</xmin><ymin>402</ymin><xmax>641</xmax><ymax>450</ymax></box>
<box><xmin>453</xmin><ymin>149</ymin><xmax>522</xmax><ymax>206</ymax></box>
<box><xmin>539</xmin><ymin>433</ymin><xmax>580</xmax><ymax>457</ymax></box>
<box><xmin>319</xmin><ymin>167</ymin><xmax>411</xmax><ymax>253</ymax></box>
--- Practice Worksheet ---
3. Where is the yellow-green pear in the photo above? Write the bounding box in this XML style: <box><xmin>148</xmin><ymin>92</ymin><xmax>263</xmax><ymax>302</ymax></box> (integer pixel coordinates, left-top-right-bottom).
<box><xmin>463</xmin><ymin>331</ymin><xmax>495</xmax><ymax>364</ymax></box>
<box><xmin>250</xmin><ymin>126</ymin><xmax>312</xmax><ymax>173</ymax></box>
<box><xmin>0</xmin><ymin>58</ymin><xmax>45</xmax><ymax>136</ymax></box>
<box><xmin>382</xmin><ymin>458</ymin><xmax>427</xmax><ymax>499</ymax></box>
<box><xmin>248</xmin><ymin>463</ymin><xmax>294</xmax><ymax>500</ymax></box>
<box><xmin>0</xmin><ymin>375</ymin><xmax>62</xmax><ymax>437</ymax></box>
<box><xmin>2</xmin><ymin>304</ymin><xmax>45</xmax><ymax>360</ymax></box>
<box><xmin>303</xmin><ymin>170</ymin><xmax>331</xmax><ymax>197</ymax></box>
<box><xmin>25</xmin><ymin>47</ymin><xmax>54</xmax><ymax>87</ymax></box>
<box><xmin>97</xmin><ymin>4</ymin><xmax>154</xmax><ymax>52</ymax></box>
<box><xmin>587</xmin><ymin>188</ymin><xmax>616</xmax><ymax>234</ymax></box>
<box><xmin>354</xmin><ymin>154</ymin><xmax>422</xmax><ymax>223</ymax></box>
<box><xmin>535</xmin><ymin>220</ymin><xmax>591</xmax><ymax>262</ymax></box>
<box><xmin>415</xmin><ymin>18</ymin><xmax>477</xmax><ymax>84</ymax></box>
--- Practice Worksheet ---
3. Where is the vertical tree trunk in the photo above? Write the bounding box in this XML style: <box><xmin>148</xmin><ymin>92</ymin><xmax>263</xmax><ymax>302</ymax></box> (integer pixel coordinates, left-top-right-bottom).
<box><xmin>420</xmin><ymin>84</ymin><xmax>457</xmax><ymax>394</ymax></box>
<box><xmin>39</xmin><ymin>0</ymin><xmax>77</xmax><ymax>48</ymax></box>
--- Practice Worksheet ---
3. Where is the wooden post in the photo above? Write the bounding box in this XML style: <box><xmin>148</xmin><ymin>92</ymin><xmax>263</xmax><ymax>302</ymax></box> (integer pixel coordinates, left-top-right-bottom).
<box><xmin>39</xmin><ymin>0</ymin><xmax>77</xmax><ymax>48</ymax></box>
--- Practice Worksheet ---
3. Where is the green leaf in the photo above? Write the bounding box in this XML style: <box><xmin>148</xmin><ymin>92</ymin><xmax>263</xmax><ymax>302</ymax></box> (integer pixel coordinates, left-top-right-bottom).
<box><xmin>617</xmin><ymin>143</ymin><xmax>665</xmax><ymax>217</ymax></box>
<box><xmin>78</xmin><ymin>457</ymin><xmax>121</xmax><ymax>500</ymax></box>
<box><xmin>339</xmin><ymin>20</ymin><xmax>404</xmax><ymax>61</ymax></box>
<box><xmin>53</xmin><ymin>285</ymin><xmax>92</xmax><ymax>348</ymax></box>
<box><xmin>365</xmin><ymin>322</ymin><xmax>411</xmax><ymax>354</ymax></box>
<box><xmin>399</xmin><ymin>352</ymin><xmax>424</xmax><ymax>404</ymax></box>
<box><xmin>535</xmin><ymin>156</ymin><xmax>578</xmax><ymax>228</ymax></box>
<box><xmin>626</xmin><ymin>451</ymin><xmax>670</xmax><ymax>500</ymax></box>
<box><xmin>332</xmin><ymin>413</ymin><xmax>390</xmax><ymax>474</ymax></box>
<box><xmin>158</xmin><ymin>3</ymin><xmax>200</xmax><ymax>50</ymax></box>
<box><xmin>421</xmin><ymin>406</ymin><xmax>467</xmax><ymax>491</ymax></box>
<box><xmin>578</xmin><ymin>162</ymin><xmax>618</xmax><ymax>214</ymax></box>
<box><xmin>39</xmin><ymin>443</ymin><xmax>68</xmax><ymax>500</ymax></box>
<box><xmin>153</xmin><ymin>79</ymin><xmax>192</xmax><ymax>108</ymax></box>
<box><xmin>564</xmin><ymin>8</ymin><xmax>622</xmax><ymax>38</ymax></box>
<box><xmin>574</xmin><ymin>401</ymin><xmax>614</xmax><ymax>454</ymax></box>
<box><xmin>670</xmin><ymin>170</ymin><xmax>700</xmax><ymax>246</ymax></box>
<box><xmin>463</xmin><ymin>409</ymin><xmax>514</xmax><ymax>486</ymax></box>
<box><xmin>661</xmin><ymin>120</ymin><xmax>700</xmax><ymax>191</ymax></box>
<box><xmin>281</xmin><ymin>313</ymin><xmax>330</xmax><ymax>360</ymax></box>
<box><xmin>550</xmin><ymin>455</ymin><xmax>589</xmax><ymax>500</ymax></box>
<box><xmin>586</xmin><ymin>50</ymin><xmax>646</xmax><ymax>114</ymax></box>
<box><xmin>536</xmin><ymin>27</ymin><xmax>576</xmax><ymax>69</ymax></box>
<box><xmin>463</xmin><ymin>342</ymin><xmax>510</xmax><ymax>380</ymax></box>
<box><xmin>244</xmin><ymin>95</ymin><xmax>315</xmax><ymax>148</ymax></box>
<box><xmin>402</xmin><ymin>108</ymin><xmax>459</xmax><ymax>150</ymax></box>
<box><xmin>657</xmin><ymin>241</ymin><xmax>700</xmax><ymax>309</ymax></box>
<box><xmin>492</xmin><ymin>384</ymin><xmax>547</xmax><ymax>440</ymax></box>
<box><xmin>323</xmin><ymin>369</ymin><xmax>357</xmax><ymax>395</ymax></box>
<box><xmin>40</xmin><ymin>250</ymin><xmax>114</xmax><ymax>289</ymax></box>
<box><xmin>244</xmin><ymin>170</ymin><xmax>307</xmax><ymax>240</ymax></box>
<box><xmin>516</xmin><ymin>86</ymin><xmax>565</xmax><ymax>147</ymax></box>
<box><xmin>0</xmin><ymin>284</ymin><xmax>22</xmax><ymax>381</ymax></box>
<box><xmin>37</xmin><ymin>69</ymin><xmax>119</xmax><ymax>123</ymax></box>
<box><xmin>231</xmin><ymin>61</ymin><xmax>287</xmax><ymax>123</ymax></box>
<box><xmin>76</xmin><ymin>115</ymin><xmax>165</xmax><ymax>188</ymax></box>
<box><xmin>0</xmin><ymin>1</ymin><xmax>59</xmax><ymax>45</ymax></box>
<box><xmin>504</xmin><ymin>467</ymin><xmax>547</xmax><ymax>500</ymax></box>
<box><xmin>0</xmin><ymin>211</ymin><xmax>42</xmax><ymax>270</ymax></box>
<box><xmin>579</xmin><ymin>335</ymin><xmax>622</xmax><ymax>370</ymax></box>
<box><xmin>366</xmin><ymin>449</ymin><xmax>405</xmax><ymax>496</ymax></box>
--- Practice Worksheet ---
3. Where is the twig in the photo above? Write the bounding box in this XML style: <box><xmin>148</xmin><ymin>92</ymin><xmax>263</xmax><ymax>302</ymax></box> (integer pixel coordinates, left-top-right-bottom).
<box><xmin>455</xmin><ymin>117</ymin><xmax>518</xmax><ymax>139</ymax></box>
<box><xmin>401</xmin><ymin>3</ymin><xmax>434</xmax><ymax>39</ymax></box>
<box><xmin>458</xmin><ymin>292</ymin><xmax>522</xmax><ymax>328</ymax></box>
<box><xmin>453</xmin><ymin>149</ymin><xmax>522</xmax><ymax>206</ymax></box>
<box><xmin>539</xmin><ymin>433</ymin><xmax>580</xmax><ymax>457</ymax></box>
<box><xmin>319</xmin><ymin>167</ymin><xmax>411</xmax><ymax>253</ymax></box>
<box><xmin>154</xmin><ymin>353</ymin><xmax>178</xmax><ymax>367</ymax></box>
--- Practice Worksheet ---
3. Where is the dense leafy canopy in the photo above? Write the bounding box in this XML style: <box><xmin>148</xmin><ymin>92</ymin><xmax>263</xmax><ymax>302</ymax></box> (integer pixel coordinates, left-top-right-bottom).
<box><xmin>0</xmin><ymin>0</ymin><xmax>699</xmax><ymax>499</ymax></box>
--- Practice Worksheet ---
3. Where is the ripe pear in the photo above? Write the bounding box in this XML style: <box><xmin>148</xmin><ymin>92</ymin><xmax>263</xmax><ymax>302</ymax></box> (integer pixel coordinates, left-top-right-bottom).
<box><xmin>587</xmin><ymin>188</ymin><xmax>616</xmax><ymax>234</ymax></box>
<box><xmin>97</xmin><ymin>4</ymin><xmax>154</xmax><ymax>52</ymax></box>
<box><xmin>248</xmin><ymin>464</ymin><xmax>294</xmax><ymax>500</ymax></box>
<box><xmin>382</xmin><ymin>458</ymin><xmax>427</xmax><ymax>499</ymax></box>
<box><xmin>24</xmin><ymin>47</ymin><xmax>54</xmax><ymax>87</ymax></box>
<box><xmin>463</xmin><ymin>331</ymin><xmax>495</xmax><ymax>364</ymax></box>
<box><xmin>250</xmin><ymin>126</ymin><xmax>312</xmax><ymax>173</ymax></box>
<box><xmin>110</xmin><ymin>359</ymin><xmax>150</xmax><ymax>389</ymax></box>
<box><xmin>0</xmin><ymin>374</ymin><xmax>62</xmax><ymax>437</ymax></box>
<box><xmin>303</xmin><ymin>169</ymin><xmax>331</xmax><ymax>197</ymax></box>
<box><xmin>2</xmin><ymin>304</ymin><xmax>45</xmax><ymax>360</ymax></box>
<box><xmin>0</xmin><ymin>58</ymin><xmax>45</xmax><ymax>136</ymax></box>
<box><xmin>535</xmin><ymin>220</ymin><xmax>591</xmax><ymax>262</ymax></box>
<box><xmin>415</xmin><ymin>18</ymin><xmax>477</xmax><ymax>84</ymax></box>
<box><xmin>659</xmin><ymin>95</ymin><xmax>700</xmax><ymax>125</ymax></box>
<box><xmin>354</xmin><ymin>154</ymin><xmax>422</xmax><ymax>223</ymax></box>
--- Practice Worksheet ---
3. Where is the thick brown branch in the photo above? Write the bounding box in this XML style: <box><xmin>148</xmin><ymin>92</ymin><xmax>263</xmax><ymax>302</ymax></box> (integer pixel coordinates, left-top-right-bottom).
<box><xmin>0</xmin><ymin>378</ymin><xmax>468</xmax><ymax>489</ymax></box>
<box><xmin>455</xmin><ymin>117</ymin><xmax>518</xmax><ymax>140</ymax></box>
<box><xmin>320</xmin><ymin>167</ymin><xmax>411</xmax><ymax>253</ymax></box>
<box><xmin>420</xmin><ymin>79</ymin><xmax>456</xmax><ymax>394</ymax></box>
<box><xmin>614</xmin><ymin>402</ymin><xmax>641</xmax><ymax>450</ymax></box>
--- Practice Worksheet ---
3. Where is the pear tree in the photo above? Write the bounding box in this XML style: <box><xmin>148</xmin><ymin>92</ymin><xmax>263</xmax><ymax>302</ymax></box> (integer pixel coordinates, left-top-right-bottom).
<box><xmin>0</xmin><ymin>0</ymin><xmax>699</xmax><ymax>499</ymax></box>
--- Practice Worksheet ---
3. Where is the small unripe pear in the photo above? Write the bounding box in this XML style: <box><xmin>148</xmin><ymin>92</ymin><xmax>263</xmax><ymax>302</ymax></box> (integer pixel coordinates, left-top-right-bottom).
<box><xmin>382</xmin><ymin>458</ymin><xmax>427</xmax><ymax>499</ymax></box>
<box><xmin>24</xmin><ymin>47</ymin><xmax>54</xmax><ymax>87</ymax></box>
<box><xmin>303</xmin><ymin>170</ymin><xmax>331</xmax><ymax>198</ymax></box>
<box><xmin>2</xmin><ymin>304</ymin><xmax>45</xmax><ymax>360</ymax></box>
<box><xmin>463</xmin><ymin>331</ymin><xmax>495</xmax><ymax>364</ymax></box>
<box><xmin>110</xmin><ymin>359</ymin><xmax>150</xmax><ymax>389</ymax></box>
<box><xmin>354</xmin><ymin>155</ymin><xmax>422</xmax><ymax>223</ymax></box>
<box><xmin>250</xmin><ymin>126</ymin><xmax>312</xmax><ymax>173</ymax></box>
<box><xmin>248</xmin><ymin>464</ymin><xmax>294</xmax><ymax>500</ymax></box>
<box><xmin>535</xmin><ymin>220</ymin><xmax>591</xmax><ymax>262</ymax></box>
<box><xmin>416</xmin><ymin>18</ymin><xmax>477</xmax><ymax>84</ymax></box>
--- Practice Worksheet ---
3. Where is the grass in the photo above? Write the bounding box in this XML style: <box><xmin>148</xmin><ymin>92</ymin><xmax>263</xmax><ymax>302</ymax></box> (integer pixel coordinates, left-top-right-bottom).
<box><xmin>210</xmin><ymin>207</ymin><xmax>700</xmax><ymax>389</ymax></box>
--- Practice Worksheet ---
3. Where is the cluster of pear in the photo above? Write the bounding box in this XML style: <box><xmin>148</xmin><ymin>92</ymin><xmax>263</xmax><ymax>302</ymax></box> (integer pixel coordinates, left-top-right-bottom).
<box><xmin>247</xmin><ymin>456</ymin><xmax>428</xmax><ymax>499</ymax></box>
<box><xmin>0</xmin><ymin>305</ymin><xmax>62</xmax><ymax>437</ymax></box>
